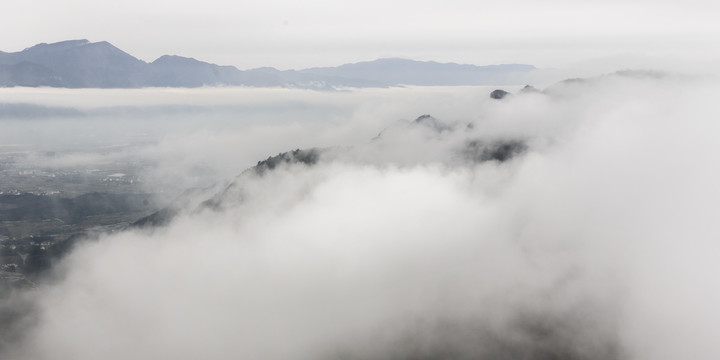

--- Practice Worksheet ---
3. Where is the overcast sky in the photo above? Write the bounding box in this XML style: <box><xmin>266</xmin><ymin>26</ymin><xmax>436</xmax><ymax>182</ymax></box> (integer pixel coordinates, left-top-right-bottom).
<box><xmin>3</xmin><ymin>0</ymin><xmax>720</xmax><ymax>70</ymax></box>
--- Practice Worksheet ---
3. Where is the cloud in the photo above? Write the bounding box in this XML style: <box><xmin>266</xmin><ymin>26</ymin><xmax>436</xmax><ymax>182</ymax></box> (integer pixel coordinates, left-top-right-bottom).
<box><xmin>3</xmin><ymin>73</ymin><xmax>720</xmax><ymax>359</ymax></box>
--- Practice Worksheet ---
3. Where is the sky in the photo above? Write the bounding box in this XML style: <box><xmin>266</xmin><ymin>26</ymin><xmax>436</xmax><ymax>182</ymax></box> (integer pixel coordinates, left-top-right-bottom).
<box><xmin>3</xmin><ymin>0</ymin><xmax>720</xmax><ymax>70</ymax></box>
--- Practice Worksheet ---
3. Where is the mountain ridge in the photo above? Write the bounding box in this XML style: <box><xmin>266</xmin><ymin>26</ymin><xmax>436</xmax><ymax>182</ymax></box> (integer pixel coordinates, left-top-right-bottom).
<box><xmin>0</xmin><ymin>39</ymin><xmax>537</xmax><ymax>89</ymax></box>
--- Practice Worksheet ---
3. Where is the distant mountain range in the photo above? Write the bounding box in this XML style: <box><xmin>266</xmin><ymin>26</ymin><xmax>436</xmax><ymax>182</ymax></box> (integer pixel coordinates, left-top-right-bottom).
<box><xmin>0</xmin><ymin>40</ymin><xmax>536</xmax><ymax>89</ymax></box>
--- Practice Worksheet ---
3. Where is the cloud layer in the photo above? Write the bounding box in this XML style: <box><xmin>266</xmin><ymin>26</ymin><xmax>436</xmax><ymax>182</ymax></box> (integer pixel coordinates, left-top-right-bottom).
<box><xmin>3</xmin><ymin>74</ymin><xmax>720</xmax><ymax>359</ymax></box>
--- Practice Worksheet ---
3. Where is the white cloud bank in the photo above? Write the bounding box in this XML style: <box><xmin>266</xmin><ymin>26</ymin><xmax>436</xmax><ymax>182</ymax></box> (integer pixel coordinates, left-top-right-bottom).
<box><xmin>3</xmin><ymin>73</ymin><xmax>720</xmax><ymax>359</ymax></box>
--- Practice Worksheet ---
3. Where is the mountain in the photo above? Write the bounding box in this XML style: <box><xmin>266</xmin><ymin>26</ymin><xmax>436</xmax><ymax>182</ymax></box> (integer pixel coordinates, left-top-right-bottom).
<box><xmin>0</xmin><ymin>62</ymin><xmax>62</xmax><ymax>87</ymax></box>
<box><xmin>133</xmin><ymin>110</ymin><xmax>529</xmax><ymax>229</ymax></box>
<box><xmin>146</xmin><ymin>55</ymin><xmax>244</xmax><ymax>87</ymax></box>
<box><xmin>298</xmin><ymin>58</ymin><xmax>536</xmax><ymax>86</ymax></box>
<box><xmin>0</xmin><ymin>39</ymin><xmax>537</xmax><ymax>88</ymax></box>
<box><xmin>0</xmin><ymin>40</ymin><xmax>147</xmax><ymax>87</ymax></box>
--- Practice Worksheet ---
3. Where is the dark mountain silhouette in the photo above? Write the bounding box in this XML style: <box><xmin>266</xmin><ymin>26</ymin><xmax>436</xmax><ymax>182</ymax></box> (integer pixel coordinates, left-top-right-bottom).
<box><xmin>0</xmin><ymin>40</ymin><xmax>536</xmax><ymax>88</ymax></box>
<box><xmin>490</xmin><ymin>89</ymin><xmax>511</xmax><ymax>99</ymax></box>
<box><xmin>133</xmin><ymin>113</ymin><xmax>528</xmax><ymax>229</ymax></box>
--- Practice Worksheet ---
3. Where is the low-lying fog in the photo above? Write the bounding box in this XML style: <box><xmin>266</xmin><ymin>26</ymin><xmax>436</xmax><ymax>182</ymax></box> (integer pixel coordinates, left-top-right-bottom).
<box><xmin>2</xmin><ymin>73</ymin><xmax>720</xmax><ymax>360</ymax></box>
<box><xmin>0</xmin><ymin>85</ymin><xmax>510</xmax><ymax>194</ymax></box>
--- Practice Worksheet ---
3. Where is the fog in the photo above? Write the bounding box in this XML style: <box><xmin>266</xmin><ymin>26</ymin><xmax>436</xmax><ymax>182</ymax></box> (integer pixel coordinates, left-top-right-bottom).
<box><xmin>2</xmin><ymin>74</ymin><xmax>720</xmax><ymax>359</ymax></box>
<box><xmin>0</xmin><ymin>86</ymin><xmax>503</xmax><ymax>194</ymax></box>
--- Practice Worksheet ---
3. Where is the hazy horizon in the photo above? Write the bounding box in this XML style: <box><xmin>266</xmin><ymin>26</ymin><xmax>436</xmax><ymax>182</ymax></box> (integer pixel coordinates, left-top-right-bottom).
<box><xmin>4</xmin><ymin>0</ymin><xmax>719</xmax><ymax>73</ymax></box>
